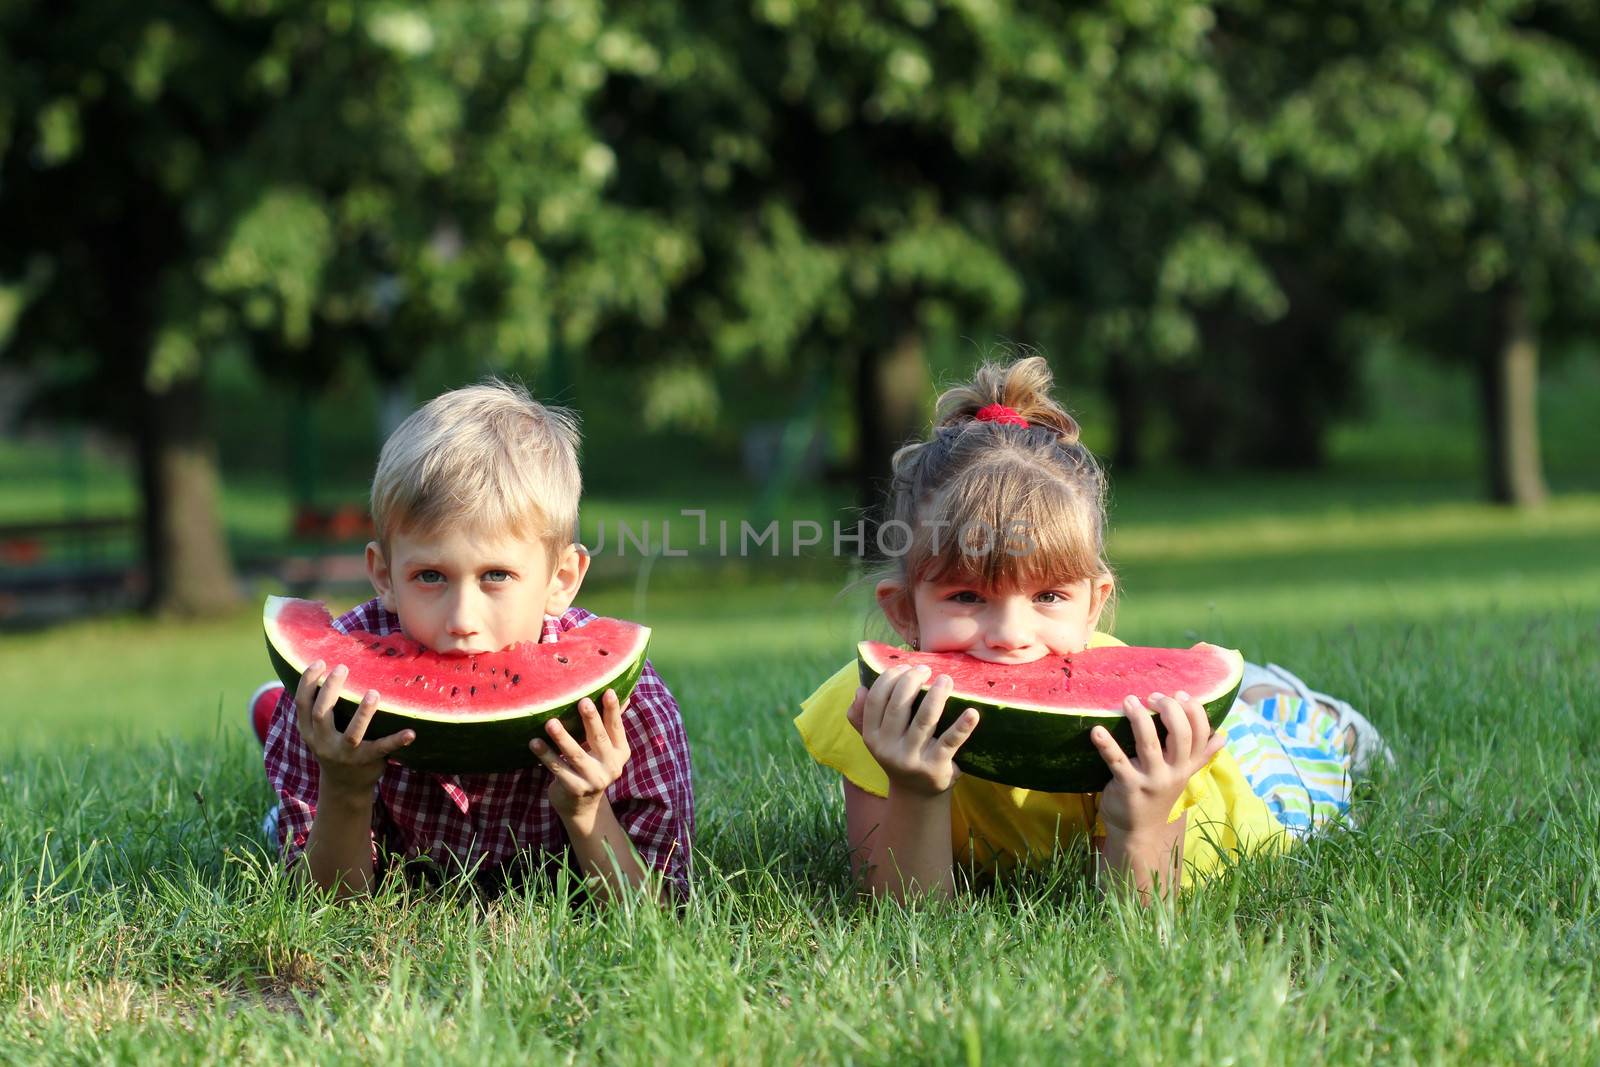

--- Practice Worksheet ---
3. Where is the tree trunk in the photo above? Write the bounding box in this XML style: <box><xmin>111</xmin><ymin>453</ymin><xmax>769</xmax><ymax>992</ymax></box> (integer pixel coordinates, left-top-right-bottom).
<box><xmin>136</xmin><ymin>379</ymin><xmax>241</xmax><ymax>616</ymax></box>
<box><xmin>1105</xmin><ymin>354</ymin><xmax>1143</xmax><ymax>472</ymax></box>
<box><xmin>1480</xmin><ymin>284</ymin><xmax>1549</xmax><ymax>508</ymax></box>
<box><xmin>854</xmin><ymin>330</ymin><xmax>932</xmax><ymax>514</ymax></box>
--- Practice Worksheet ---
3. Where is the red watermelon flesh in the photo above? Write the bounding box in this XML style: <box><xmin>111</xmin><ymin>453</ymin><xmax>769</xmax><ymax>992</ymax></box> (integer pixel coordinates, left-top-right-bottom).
<box><xmin>855</xmin><ymin>640</ymin><xmax>1244</xmax><ymax>792</ymax></box>
<box><xmin>263</xmin><ymin>595</ymin><xmax>651</xmax><ymax>773</ymax></box>
<box><xmin>857</xmin><ymin>641</ymin><xmax>1242</xmax><ymax>716</ymax></box>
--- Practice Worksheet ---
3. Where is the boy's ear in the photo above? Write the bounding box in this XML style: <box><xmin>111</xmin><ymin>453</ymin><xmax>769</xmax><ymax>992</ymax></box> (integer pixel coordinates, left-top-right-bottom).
<box><xmin>1085</xmin><ymin>573</ymin><xmax>1115</xmax><ymax>631</ymax></box>
<box><xmin>875</xmin><ymin>579</ymin><xmax>918</xmax><ymax>647</ymax></box>
<box><xmin>542</xmin><ymin>542</ymin><xmax>590</xmax><ymax>616</ymax></box>
<box><xmin>366</xmin><ymin>541</ymin><xmax>395</xmax><ymax>611</ymax></box>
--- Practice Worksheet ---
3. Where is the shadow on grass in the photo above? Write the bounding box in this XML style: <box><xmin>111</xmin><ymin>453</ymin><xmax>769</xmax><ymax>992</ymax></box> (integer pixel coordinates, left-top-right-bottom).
<box><xmin>1115</xmin><ymin>526</ymin><xmax>1600</xmax><ymax>598</ymax></box>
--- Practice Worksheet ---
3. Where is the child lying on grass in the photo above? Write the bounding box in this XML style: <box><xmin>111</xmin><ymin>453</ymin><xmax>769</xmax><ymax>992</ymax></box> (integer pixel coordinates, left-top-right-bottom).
<box><xmin>249</xmin><ymin>381</ymin><xmax>694</xmax><ymax>900</ymax></box>
<box><xmin>796</xmin><ymin>356</ymin><xmax>1388</xmax><ymax>902</ymax></box>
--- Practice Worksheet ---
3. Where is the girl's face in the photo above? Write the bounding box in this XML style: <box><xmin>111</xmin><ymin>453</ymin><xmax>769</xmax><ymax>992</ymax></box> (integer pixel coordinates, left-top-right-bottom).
<box><xmin>879</xmin><ymin>573</ymin><xmax>1114</xmax><ymax>662</ymax></box>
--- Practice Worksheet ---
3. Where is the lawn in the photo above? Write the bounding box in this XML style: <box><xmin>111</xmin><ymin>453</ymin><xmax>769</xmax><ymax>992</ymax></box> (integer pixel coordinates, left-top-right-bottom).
<box><xmin>2</xmin><ymin>472</ymin><xmax>1597</xmax><ymax>1064</ymax></box>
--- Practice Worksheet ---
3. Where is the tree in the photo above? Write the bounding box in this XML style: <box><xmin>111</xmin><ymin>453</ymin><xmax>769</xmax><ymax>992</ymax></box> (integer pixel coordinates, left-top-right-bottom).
<box><xmin>587</xmin><ymin>2</ymin><xmax>1368</xmax><ymax>479</ymax></box>
<box><xmin>584</xmin><ymin>3</ymin><xmax>1033</xmax><ymax>506</ymax></box>
<box><xmin>0</xmin><ymin>2</ymin><xmax>694</xmax><ymax>613</ymax></box>
<box><xmin>1224</xmin><ymin>0</ymin><xmax>1600</xmax><ymax>504</ymax></box>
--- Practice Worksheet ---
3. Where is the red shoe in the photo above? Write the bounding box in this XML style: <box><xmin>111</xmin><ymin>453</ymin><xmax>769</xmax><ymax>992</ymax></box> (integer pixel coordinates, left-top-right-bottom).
<box><xmin>248</xmin><ymin>682</ymin><xmax>286</xmax><ymax>746</ymax></box>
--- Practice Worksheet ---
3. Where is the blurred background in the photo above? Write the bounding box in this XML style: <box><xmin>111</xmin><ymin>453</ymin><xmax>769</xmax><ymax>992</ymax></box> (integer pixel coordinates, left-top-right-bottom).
<box><xmin>2</xmin><ymin>1</ymin><xmax>1598</xmax><ymax>629</ymax></box>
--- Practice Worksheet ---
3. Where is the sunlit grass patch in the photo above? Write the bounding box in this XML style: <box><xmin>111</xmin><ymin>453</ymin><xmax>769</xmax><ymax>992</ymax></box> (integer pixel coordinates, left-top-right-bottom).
<box><xmin>2</xmin><ymin>480</ymin><xmax>1597</xmax><ymax>1062</ymax></box>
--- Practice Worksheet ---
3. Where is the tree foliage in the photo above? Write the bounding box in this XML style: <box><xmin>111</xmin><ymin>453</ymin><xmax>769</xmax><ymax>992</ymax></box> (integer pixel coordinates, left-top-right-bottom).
<box><xmin>5</xmin><ymin>0</ymin><xmax>1598</xmax><ymax>568</ymax></box>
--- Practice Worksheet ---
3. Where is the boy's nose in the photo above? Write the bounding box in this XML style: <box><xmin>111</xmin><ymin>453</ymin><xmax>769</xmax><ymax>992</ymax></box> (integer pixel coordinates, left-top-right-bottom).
<box><xmin>445</xmin><ymin>591</ymin><xmax>480</xmax><ymax>636</ymax></box>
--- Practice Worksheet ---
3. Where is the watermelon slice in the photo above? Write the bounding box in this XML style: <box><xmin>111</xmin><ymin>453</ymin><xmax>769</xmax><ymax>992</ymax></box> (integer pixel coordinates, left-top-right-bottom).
<box><xmin>856</xmin><ymin>641</ymin><xmax>1243</xmax><ymax>793</ymax></box>
<box><xmin>263</xmin><ymin>596</ymin><xmax>651</xmax><ymax>773</ymax></box>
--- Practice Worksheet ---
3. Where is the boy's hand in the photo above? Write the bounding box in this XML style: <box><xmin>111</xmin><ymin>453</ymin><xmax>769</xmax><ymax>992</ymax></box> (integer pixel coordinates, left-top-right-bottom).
<box><xmin>295</xmin><ymin>661</ymin><xmax>415</xmax><ymax>798</ymax></box>
<box><xmin>532</xmin><ymin>689</ymin><xmax>631</xmax><ymax>829</ymax></box>
<box><xmin>848</xmin><ymin>664</ymin><xmax>979</xmax><ymax>797</ymax></box>
<box><xmin>1092</xmin><ymin>691</ymin><xmax>1225</xmax><ymax>838</ymax></box>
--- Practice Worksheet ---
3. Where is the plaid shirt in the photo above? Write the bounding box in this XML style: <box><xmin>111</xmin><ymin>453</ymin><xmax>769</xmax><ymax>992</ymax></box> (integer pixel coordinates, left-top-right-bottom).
<box><xmin>263</xmin><ymin>598</ymin><xmax>695</xmax><ymax>893</ymax></box>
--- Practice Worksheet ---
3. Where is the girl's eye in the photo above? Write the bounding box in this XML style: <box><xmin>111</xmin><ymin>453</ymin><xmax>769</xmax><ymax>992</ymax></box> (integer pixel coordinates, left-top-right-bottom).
<box><xmin>1035</xmin><ymin>590</ymin><xmax>1072</xmax><ymax>604</ymax></box>
<box><xmin>482</xmin><ymin>570</ymin><xmax>511</xmax><ymax>583</ymax></box>
<box><xmin>948</xmin><ymin>591</ymin><xmax>984</xmax><ymax>604</ymax></box>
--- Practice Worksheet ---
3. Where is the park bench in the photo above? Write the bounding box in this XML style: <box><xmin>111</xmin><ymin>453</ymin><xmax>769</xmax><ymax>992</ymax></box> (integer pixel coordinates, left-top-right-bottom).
<box><xmin>0</xmin><ymin>515</ymin><xmax>141</xmax><ymax>622</ymax></box>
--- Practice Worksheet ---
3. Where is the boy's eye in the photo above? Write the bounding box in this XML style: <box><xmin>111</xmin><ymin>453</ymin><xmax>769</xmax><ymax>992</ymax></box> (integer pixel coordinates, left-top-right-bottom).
<box><xmin>482</xmin><ymin>570</ymin><xmax>512</xmax><ymax>583</ymax></box>
<box><xmin>415</xmin><ymin>570</ymin><xmax>444</xmax><ymax>584</ymax></box>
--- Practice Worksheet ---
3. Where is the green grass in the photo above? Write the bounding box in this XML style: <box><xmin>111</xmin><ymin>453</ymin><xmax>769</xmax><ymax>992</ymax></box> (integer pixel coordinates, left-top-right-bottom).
<box><xmin>2</xmin><ymin>478</ymin><xmax>1599</xmax><ymax>1063</ymax></box>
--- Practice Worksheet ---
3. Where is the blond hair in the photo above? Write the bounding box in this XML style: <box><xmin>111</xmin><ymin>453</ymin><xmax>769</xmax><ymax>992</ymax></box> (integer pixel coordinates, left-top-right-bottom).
<box><xmin>370</xmin><ymin>379</ymin><xmax>581</xmax><ymax>552</ymax></box>
<box><xmin>879</xmin><ymin>354</ymin><xmax>1110</xmax><ymax>606</ymax></box>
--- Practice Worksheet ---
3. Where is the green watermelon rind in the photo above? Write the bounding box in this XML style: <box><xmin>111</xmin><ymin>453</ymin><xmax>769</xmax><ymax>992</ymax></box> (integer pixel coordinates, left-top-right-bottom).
<box><xmin>855</xmin><ymin>642</ymin><xmax>1243</xmax><ymax>794</ymax></box>
<box><xmin>264</xmin><ymin>607</ymin><xmax>651</xmax><ymax>775</ymax></box>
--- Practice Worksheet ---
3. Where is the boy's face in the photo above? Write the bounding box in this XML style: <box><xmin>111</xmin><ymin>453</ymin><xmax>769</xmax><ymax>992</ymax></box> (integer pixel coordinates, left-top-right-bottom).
<box><xmin>366</xmin><ymin>525</ymin><xmax>588</xmax><ymax>655</ymax></box>
<box><xmin>878</xmin><ymin>573</ymin><xmax>1114</xmax><ymax>663</ymax></box>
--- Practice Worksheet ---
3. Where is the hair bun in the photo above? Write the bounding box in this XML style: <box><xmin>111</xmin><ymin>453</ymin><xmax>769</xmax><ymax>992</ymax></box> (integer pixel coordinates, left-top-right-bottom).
<box><xmin>935</xmin><ymin>353</ymin><xmax>1080</xmax><ymax>445</ymax></box>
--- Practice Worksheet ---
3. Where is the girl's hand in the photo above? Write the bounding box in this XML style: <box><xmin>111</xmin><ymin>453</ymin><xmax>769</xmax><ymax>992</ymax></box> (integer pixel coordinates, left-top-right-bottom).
<box><xmin>847</xmin><ymin>664</ymin><xmax>979</xmax><ymax>797</ymax></box>
<box><xmin>532</xmin><ymin>690</ymin><xmax>632</xmax><ymax>830</ymax></box>
<box><xmin>294</xmin><ymin>661</ymin><xmax>415</xmax><ymax>799</ymax></box>
<box><xmin>1092</xmin><ymin>691</ymin><xmax>1225</xmax><ymax>838</ymax></box>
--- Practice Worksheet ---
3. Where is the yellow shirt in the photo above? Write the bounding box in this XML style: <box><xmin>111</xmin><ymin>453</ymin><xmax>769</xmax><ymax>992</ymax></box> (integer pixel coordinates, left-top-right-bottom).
<box><xmin>793</xmin><ymin>633</ymin><xmax>1288</xmax><ymax>887</ymax></box>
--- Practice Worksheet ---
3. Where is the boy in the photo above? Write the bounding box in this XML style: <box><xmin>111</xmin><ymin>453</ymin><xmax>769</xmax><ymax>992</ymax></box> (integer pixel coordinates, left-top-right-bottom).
<box><xmin>252</xmin><ymin>381</ymin><xmax>694</xmax><ymax>900</ymax></box>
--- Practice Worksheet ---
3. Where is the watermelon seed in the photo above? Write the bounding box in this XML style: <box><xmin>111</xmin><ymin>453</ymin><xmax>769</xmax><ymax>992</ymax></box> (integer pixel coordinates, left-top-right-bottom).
<box><xmin>511</xmin><ymin>674</ymin><xmax>521</xmax><ymax>686</ymax></box>
<box><xmin>557</xmin><ymin>655</ymin><xmax>569</xmax><ymax>664</ymax></box>
<box><xmin>384</xmin><ymin>647</ymin><xmax>400</xmax><ymax>657</ymax></box>
<box><xmin>368</xmin><ymin>641</ymin><xmax>381</xmax><ymax>650</ymax></box>
<box><xmin>469</xmin><ymin>686</ymin><xmax>477</xmax><ymax>696</ymax></box>
<box><xmin>450</xmin><ymin>686</ymin><xmax>459</xmax><ymax>697</ymax></box>
<box><xmin>599</xmin><ymin>650</ymin><xmax>609</xmax><ymax>656</ymax></box>
<box><xmin>987</xmin><ymin>681</ymin><xmax>996</xmax><ymax>687</ymax></box>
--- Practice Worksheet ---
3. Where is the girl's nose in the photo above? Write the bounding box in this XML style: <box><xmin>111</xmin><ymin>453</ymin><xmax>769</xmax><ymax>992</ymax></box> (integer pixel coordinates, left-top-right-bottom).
<box><xmin>985</xmin><ymin>598</ymin><xmax>1031</xmax><ymax>649</ymax></box>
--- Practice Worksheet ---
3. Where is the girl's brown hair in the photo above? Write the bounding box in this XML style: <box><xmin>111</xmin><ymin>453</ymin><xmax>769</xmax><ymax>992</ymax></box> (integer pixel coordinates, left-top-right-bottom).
<box><xmin>878</xmin><ymin>354</ymin><xmax>1111</xmax><ymax>612</ymax></box>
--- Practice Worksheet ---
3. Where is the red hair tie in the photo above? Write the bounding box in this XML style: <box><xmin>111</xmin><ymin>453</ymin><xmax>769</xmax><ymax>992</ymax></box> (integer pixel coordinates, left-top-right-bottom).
<box><xmin>975</xmin><ymin>403</ymin><xmax>1028</xmax><ymax>427</ymax></box>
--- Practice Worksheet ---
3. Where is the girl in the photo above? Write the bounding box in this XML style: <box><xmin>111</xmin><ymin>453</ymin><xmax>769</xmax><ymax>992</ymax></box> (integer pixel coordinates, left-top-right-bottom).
<box><xmin>795</xmin><ymin>356</ymin><xmax>1387</xmax><ymax>902</ymax></box>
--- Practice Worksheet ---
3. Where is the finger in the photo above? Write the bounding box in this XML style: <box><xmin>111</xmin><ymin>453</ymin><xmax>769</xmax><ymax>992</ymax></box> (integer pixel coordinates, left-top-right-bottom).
<box><xmin>575</xmin><ymin>697</ymin><xmax>609</xmax><ymax>758</ymax></box>
<box><xmin>311</xmin><ymin>665</ymin><xmax>350</xmax><ymax>738</ymax></box>
<box><xmin>933</xmin><ymin>707</ymin><xmax>979</xmax><ymax>757</ymax></box>
<box><xmin>862</xmin><ymin>667</ymin><xmax>904</xmax><ymax>737</ymax></box>
<box><xmin>1125</xmin><ymin>694</ymin><xmax>1164</xmax><ymax>768</ymax></box>
<box><xmin>1091</xmin><ymin>723</ymin><xmax>1134</xmax><ymax>781</ymax></box>
<box><xmin>601</xmin><ymin>689</ymin><xmax>627</xmax><ymax>749</ymax></box>
<box><xmin>293</xmin><ymin>661</ymin><xmax>327</xmax><ymax>735</ymax></box>
<box><xmin>342</xmin><ymin>689</ymin><xmax>382</xmax><ymax>749</ymax></box>
<box><xmin>543</xmin><ymin>717</ymin><xmax>595</xmax><ymax>768</ymax></box>
<box><xmin>531</xmin><ymin>737</ymin><xmax>590</xmax><ymax>791</ymax></box>
<box><xmin>368</xmin><ymin>728</ymin><xmax>416</xmax><ymax>760</ymax></box>
<box><xmin>847</xmin><ymin>686</ymin><xmax>868</xmax><ymax>734</ymax></box>
<box><xmin>883</xmin><ymin>664</ymin><xmax>932</xmax><ymax>737</ymax></box>
<box><xmin>1200</xmin><ymin>727</ymin><xmax>1226</xmax><ymax>764</ymax></box>
<box><xmin>907</xmin><ymin>674</ymin><xmax>952</xmax><ymax>744</ymax></box>
<box><xmin>1154</xmin><ymin>693</ymin><xmax>1192</xmax><ymax>767</ymax></box>
<box><xmin>1179</xmin><ymin>692</ymin><xmax>1212</xmax><ymax>765</ymax></box>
